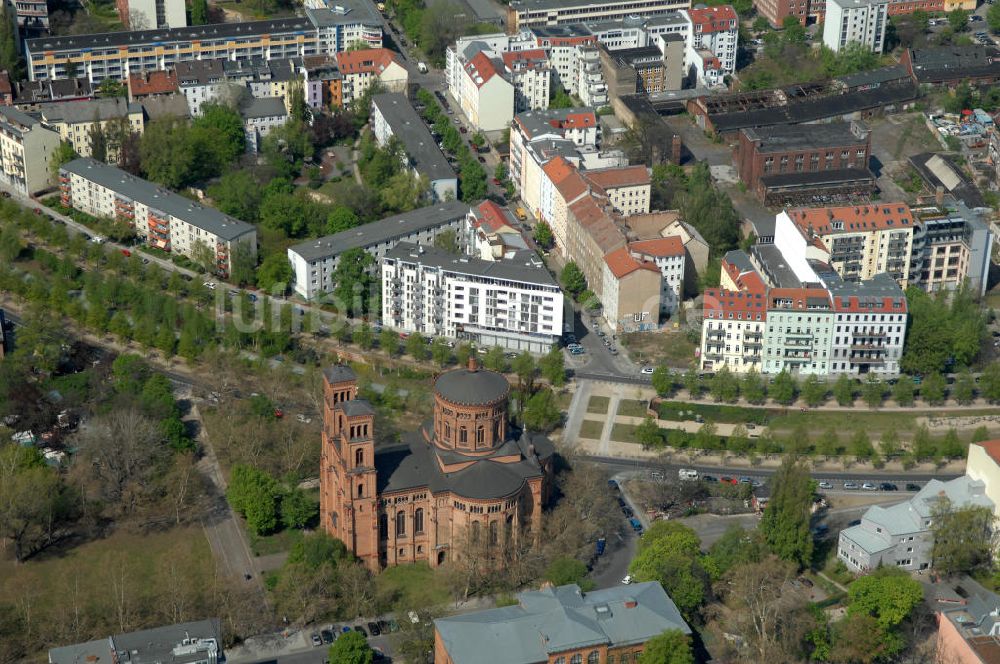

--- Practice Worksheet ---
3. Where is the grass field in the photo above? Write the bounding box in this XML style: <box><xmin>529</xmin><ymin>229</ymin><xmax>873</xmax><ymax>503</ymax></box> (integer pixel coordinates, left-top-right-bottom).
<box><xmin>610</xmin><ymin>422</ymin><xmax>639</xmax><ymax>443</ymax></box>
<box><xmin>768</xmin><ymin>408</ymin><xmax>1000</xmax><ymax>441</ymax></box>
<box><xmin>621</xmin><ymin>327</ymin><xmax>697</xmax><ymax>367</ymax></box>
<box><xmin>0</xmin><ymin>527</ymin><xmax>216</xmax><ymax>656</ymax></box>
<box><xmin>617</xmin><ymin>399</ymin><xmax>649</xmax><ymax>418</ymax></box>
<box><xmin>579</xmin><ymin>420</ymin><xmax>604</xmax><ymax>439</ymax></box>
<box><xmin>249</xmin><ymin>526</ymin><xmax>305</xmax><ymax>556</ymax></box>
<box><xmin>376</xmin><ymin>561</ymin><xmax>451</xmax><ymax>611</ymax></box>
<box><xmin>657</xmin><ymin>401</ymin><xmax>770</xmax><ymax>425</ymax></box>
<box><xmin>587</xmin><ymin>395</ymin><xmax>610</xmax><ymax>414</ymax></box>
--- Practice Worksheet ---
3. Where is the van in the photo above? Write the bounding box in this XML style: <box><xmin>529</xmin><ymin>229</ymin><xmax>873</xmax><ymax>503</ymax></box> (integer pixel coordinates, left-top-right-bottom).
<box><xmin>678</xmin><ymin>468</ymin><xmax>699</xmax><ymax>481</ymax></box>
<box><xmin>417</xmin><ymin>61</ymin><xmax>428</xmax><ymax>73</ymax></box>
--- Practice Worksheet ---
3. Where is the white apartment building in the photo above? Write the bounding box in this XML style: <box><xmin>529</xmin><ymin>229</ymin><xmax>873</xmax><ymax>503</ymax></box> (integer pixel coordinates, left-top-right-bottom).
<box><xmin>26</xmin><ymin>1</ymin><xmax>383</xmax><ymax>83</ymax></box>
<box><xmin>827</xmin><ymin>275</ymin><xmax>908</xmax><ymax>376</ymax></box>
<box><xmin>762</xmin><ymin>288</ymin><xmax>836</xmax><ymax>376</ymax></box>
<box><xmin>336</xmin><ymin>48</ymin><xmax>409</xmax><ymax>105</ymax></box>
<box><xmin>121</xmin><ymin>0</ymin><xmax>186</xmax><ymax>29</ymax></box>
<box><xmin>502</xmin><ymin>49</ymin><xmax>552</xmax><ymax>112</ymax></box>
<box><xmin>683</xmin><ymin>5</ymin><xmax>737</xmax><ymax>87</ymax></box>
<box><xmin>628</xmin><ymin>237</ymin><xmax>685</xmax><ymax>314</ymax></box>
<box><xmin>574</xmin><ymin>46</ymin><xmax>609</xmax><ymax>107</ymax></box>
<box><xmin>382</xmin><ymin>242</ymin><xmax>564</xmax><ymax>353</ymax></box>
<box><xmin>823</xmin><ymin>0</ymin><xmax>888</xmax><ymax>53</ymax></box>
<box><xmin>287</xmin><ymin>201</ymin><xmax>468</xmax><ymax>299</ymax></box>
<box><xmin>506</xmin><ymin>0</ymin><xmax>691</xmax><ymax>31</ymax></box>
<box><xmin>371</xmin><ymin>93</ymin><xmax>457</xmax><ymax>202</ymax></box>
<box><xmin>242</xmin><ymin>97</ymin><xmax>288</xmax><ymax>153</ymax></box>
<box><xmin>59</xmin><ymin>158</ymin><xmax>257</xmax><ymax>276</ymax></box>
<box><xmin>583</xmin><ymin>165</ymin><xmax>651</xmax><ymax>216</ymax></box>
<box><xmin>448</xmin><ymin>46</ymin><xmax>516</xmax><ymax>132</ymax></box>
<box><xmin>0</xmin><ymin>106</ymin><xmax>61</xmax><ymax>196</ymax></box>
<box><xmin>39</xmin><ymin>98</ymin><xmax>146</xmax><ymax>160</ymax></box>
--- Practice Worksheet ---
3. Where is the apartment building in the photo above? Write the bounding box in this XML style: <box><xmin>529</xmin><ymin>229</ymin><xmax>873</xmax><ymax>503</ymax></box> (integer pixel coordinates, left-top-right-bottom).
<box><xmin>574</xmin><ymin>45</ymin><xmax>610</xmax><ymax>106</ymax></box>
<box><xmin>174</xmin><ymin>58</ymin><xmax>305</xmax><ymax>117</ymax></box>
<box><xmin>449</xmin><ymin>47</ymin><xmax>516</xmax><ymax>132</ymax></box>
<box><xmin>371</xmin><ymin>92</ymin><xmax>457</xmax><ymax>202</ymax></box>
<box><xmin>25</xmin><ymin>0</ymin><xmax>383</xmax><ymax>83</ymax></box>
<box><xmin>381</xmin><ymin>242</ymin><xmax>564</xmax><ymax>353</ymax></box>
<box><xmin>910</xmin><ymin>204</ymin><xmax>993</xmax><ymax>296</ymax></box>
<box><xmin>11</xmin><ymin>0</ymin><xmax>49</xmax><ymax>32</ymax></box>
<box><xmin>39</xmin><ymin>98</ymin><xmax>146</xmax><ymax>161</ymax></box>
<box><xmin>117</xmin><ymin>0</ymin><xmax>186</xmax><ymax>29</ymax></box>
<box><xmin>127</xmin><ymin>69</ymin><xmax>179</xmax><ymax>101</ymax></box>
<box><xmin>49</xmin><ymin>619</ymin><xmax>223</xmax><ymax>664</ymax></box>
<box><xmin>464</xmin><ymin>200</ymin><xmax>530</xmax><ymax>261</ymax></box>
<box><xmin>501</xmin><ymin>49</ymin><xmax>552</xmax><ymax>112</ymax></box>
<box><xmin>287</xmin><ymin>201</ymin><xmax>468</xmax><ymax>299</ymax></box>
<box><xmin>700</xmin><ymin>284</ymin><xmax>769</xmax><ymax>374</ymax></box>
<box><xmin>965</xmin><ymin>439</ymin><xmax>1000</xmax><ymax>519</ymax></box>
<box><xmin>683</xmin><ymin>5</ymin><xmax>738</xmax><ymax>87</ymax></box>
<box><xmin>583</xmin><ymin>165</ymin><xmax>651</xmax><ymax>216</ymax></box>
<box><xmin>59</xmin><ymin>158</ymin><xmax>257</xmax><ymax>276</ymax></box>
<box><xmin>938</xmin><ymin>588</ymin><xmax>1000</xmax><ymax>664</ymax></box>
<box><xmin>336</xmin><ymin>48</ymin><xmax>408</xmax><ymax>105</ymax></box>
<box><xmin>823</xmin><ymin>0</ymin><xmax>888</xmax><ymax>53</ymax></box>
<box><xmin>599</xmin><ymin>45</ymin><xmax>669</xmax><ymax>94</ymax></box>
<box><xmin>538</xmin><ymin>156</ymin><xmax>589</xmax><ymax>248</ymax></box>
<box><xmin>602</xmin><ymin>247</ymin><xmax>663</xmax><ymax>332</ymax></box>
<box><xmin>735</xmin><ymin>121</ymin><xmax>874</xmax><ymax>205</ymax></box>
<box><xmin>506</xmin><ymin>0</ymin><xmax>691</xmax><ymax>32</ymax></box>
<box><xmin>242</xmin><ymin>97</ymin><xmax>288</xmax><ymax>153</ymax></box>
<box><xmin>628</xmin><ymin>236</ymin><xmax>685</xmax><ymax>314</ymax></box>
<box><xmin>754</xmin><ymin>0</ymin><xmax>814</xmax><ymax>27</ymax></box>
<box><xmin>838</xmin><ymin>476</ymin><xmax>992</xmax><ymax>573</ymax></box>
<box><xmin>0</xmin><ymin>105</ymin><xmax>61</xmax><ymax>196</ymax></box>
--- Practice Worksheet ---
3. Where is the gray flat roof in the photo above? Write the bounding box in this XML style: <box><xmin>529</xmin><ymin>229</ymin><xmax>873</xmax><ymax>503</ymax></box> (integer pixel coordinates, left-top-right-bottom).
<box><xmin>60</xmin><ymin>158</ymin><xmax>255</xmax><ymax>241</ymax></box>
<box><xmin>384</xmin><ymin>242</ymin><xmax>558</xmax><ymax>287</ymax></box>
<box><xmin>289</xmin><ymin>201</ymin><xmax>468</xmax><ymax>262</ymax></box>
<box><xmin>744</xmin><ymin>122</ymin><xmax>868</xmax><ymax>152</ymax></box>
<box><xmin>50</xmin><ymin>619</ymin><xmax>221</xmax><ymax>664</ymax></box>
<box><xmin>41</xmin><ymin>97</ymin><xmax>132</xmax><ymax>123</ymax></box>
<box><xmin>372</xmin><ymin>93</ymin><xmax>455</xmax><ymax>182</ymax></box>
<box><xmin>242</xmin><ymin>96</ymin><xmax>287</xmax><ymax>119</ymax></box>
<box><xmin>510</xmin><ymin>0</ymin><xmax>671</xmax><ymax>11</ymax></box>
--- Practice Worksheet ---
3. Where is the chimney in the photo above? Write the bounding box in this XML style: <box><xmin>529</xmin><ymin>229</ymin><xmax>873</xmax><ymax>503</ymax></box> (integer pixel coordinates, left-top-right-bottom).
<box><xmin>624</xmin><ymin>599</ymin><xmax>638</xmax><ymax>609</ymax></box>
<box><xmin>468</xmin><ymin>355</ymin><xmax>478</xmax><ymax>372</ymax></box>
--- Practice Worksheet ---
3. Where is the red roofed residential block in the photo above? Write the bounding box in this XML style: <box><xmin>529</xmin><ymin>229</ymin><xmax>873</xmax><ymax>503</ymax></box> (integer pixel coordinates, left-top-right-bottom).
<box><xmin>336</xmin><ymin>48</ymin><xmax>402</xmax><ymax>75</ymax></box>
<box><xmin>127</xmin><ymin>69</ymin><xmax>179</xmax><ymax>99</ymax></box>
<box><xmin>628</xmin><ymin>236</ymin><xmax>684</xmax><ymax>257</ymax></box>
<box><xmin>472</xmin><ymin>200</ymin><xmax>517</xmax><ymax>232</ymax></box>
<box><xmin>788</xmin><ymin>203</ymin><xmax>914</xmax><ymax>236</ymax></box>
<box><xmin>465</xmin><ymin>51</ymin><xmax>501</xmax><ymax>88</ymax></box>
<box><xmin>501</xmin><ymin>49</ymin><xmax>549</xmax><ymax>71</ymax></box>
<box><xmin>687</xmin><ymin>5</ymin><xmax>738</xmax><ymax>32</ymax></box>
<box><xmin>603</xmin><ymin>246</ymin><xmax>660</xmax><ymax>278</ymax></box>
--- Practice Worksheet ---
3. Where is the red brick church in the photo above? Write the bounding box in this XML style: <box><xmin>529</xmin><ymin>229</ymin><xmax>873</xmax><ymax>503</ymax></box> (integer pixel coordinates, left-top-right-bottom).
<box><xmin>319</xmin><ymin>358</ymin><xmax>555</xmax><ymax>571</ymax></box>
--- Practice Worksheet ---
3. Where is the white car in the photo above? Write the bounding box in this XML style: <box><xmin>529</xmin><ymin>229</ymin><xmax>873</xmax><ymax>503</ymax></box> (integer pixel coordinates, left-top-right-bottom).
<box><xmin>203</xmin><ymin>281</ymin><xmax>216</xmax><ymax>290</ymax></box>
<box><xmin>861</xmin><ymin>482</ymin><xmax>877</xmax><ymax>491</ymax></box>
<box><xmin>843</xmin><ymin>481</ymin><xmax>859</xmax><ymax>490</ymax></box>
<box><xmin>621</xmin><ymin>575</ymin><xmax>633</xmax><ymax>585</ymax></box>
<box><xmin>818</xmin><ymin>481</ymin><xmax>833</xmax><ymax>490</ymax></box>
<box><xmin>408</xmin><ymin>610</ymin><xmax>420</xmax><ymax>624</ymax></box>
<box><xmin>640</xmin><ymin>367</ymin><xmax>655</xmax><ymax>375</ymax></box>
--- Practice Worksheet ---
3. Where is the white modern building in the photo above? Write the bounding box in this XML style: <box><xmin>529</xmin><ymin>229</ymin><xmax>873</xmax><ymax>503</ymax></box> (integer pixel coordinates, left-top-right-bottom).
<box><xmin>381</xmin><ymin>242</ymin><xmax>564</xmax><ymax>353</ymax></box>
<box><xmin>371</xmin><ymin>92</ymin><xmax>457</xmax><ymax>202</ymax></box>
<box><xmin>336</xmin><ymin>48</ymin><xmax>409</xmax><ymax>105</ymax></box>
<box><xmin>0</xmin><ymin>105</ymin><xmax>61</xmax><ymax>196</ymax></box>
<box><xmin>822</xmin><ymin>0</ymin><xmax>888</xmax><ymax>54</ymax></box>
<box><xmin>502</xmin><ymin>49</ymin><xmax>552</xmax><ymax>112</ymax></box>
<box><xmin>59</xmin><ymin>158</ymin><xmax>257</xmax><ymax>276</ymax></box>
<box><xmin>682</xmin><ymin>5</ymin><xmax>738</xmax><ymax>87</ymax></box>
<box><xmin>446</xmin><ymin>41</ymin><xmax>516</xmax><ymax>132</ymax></box>
<box><xmin>287</xmin><ymin>201</ymin><xmax>468</xmax><ymax>299</ymax></box>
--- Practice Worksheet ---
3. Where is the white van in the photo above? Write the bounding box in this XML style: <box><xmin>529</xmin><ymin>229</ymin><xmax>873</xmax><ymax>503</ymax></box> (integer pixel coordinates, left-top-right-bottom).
<box><xmin>678</xmin><ymin>468</ymin><xmax>699</xmax><ymax>481</ymax></box>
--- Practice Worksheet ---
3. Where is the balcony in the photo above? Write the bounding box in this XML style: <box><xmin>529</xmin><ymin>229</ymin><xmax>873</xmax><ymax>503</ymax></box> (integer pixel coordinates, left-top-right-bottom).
<box><xmin>785</xmin><ymin>331</ymin><xmax>812</xmax><ymax>339</ymax></box>
<box><xmin>849</xmin><ymin>356</ymin><xmax>885</xmax><ymax>365</ymax></box>
<box><xmin>706</xmin><ymin>328</ymin><xmax>725</xmax><ymax>338</ymax></box>
<box><xmin>850</xmin><ymin>343</ymin><xmax>887</xmax><ymax>353</ymax></box>
<box><xmin>852</xmin><ymin>330</ymin><xmax>886</xmax><ymax>339</ymax></box>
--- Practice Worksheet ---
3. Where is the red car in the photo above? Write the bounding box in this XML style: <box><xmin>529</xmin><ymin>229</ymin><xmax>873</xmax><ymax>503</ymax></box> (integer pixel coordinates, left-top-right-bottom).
<box><xmin>33</xmin><ymin>207</ymin><xmax>41</xmax><ymax>215</ymax></box>
<box><xmin>719</xmin><ymin>476</ymin><xmax>737</xmax><ymax>485</ymax></box>
<box><xmin>274</xmin><ymin>408</ymin><xmax>284</xmax><ymax>419</ymax></box>
<box><xmin>121</xmin><ymin>249</ymin><xmax>131</xmax><ymax>257</ymax></box>
<box><xmin>491</xmin><ymin>178</ymin><xmax>501</xmax><ymax>185</ymax></box>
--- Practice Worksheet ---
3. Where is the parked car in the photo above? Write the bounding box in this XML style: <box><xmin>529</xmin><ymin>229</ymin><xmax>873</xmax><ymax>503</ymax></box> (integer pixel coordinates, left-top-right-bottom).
<box><xmin>843</xmin><ymin>481</ymin><xmax>859</xmax><ymax>490</ymax></box>
<box><xmin>621</xmin><ymin>574</ymin><xmax>633</xmax><ymax>585</ymax></box>
<box><xmin>354</xmin><ymin>625</ymin><xmax>368</xmax><ymax>637</ymax></box>
<box><xmin>320</xmin><ymin>630</ymin><xmax>334</xmax><ymax>644</ymax></box>
<box><xmin>905</xmin><ymin>483</ymin><xmax>921</xmax><ymax>491</ymax></box>
<box><xmin>367</xmin><ymin>622</ymin><xmax>381</xmax><ymax>636</ymax></box>
<box><xmin>879</xmin><ymin>482</ymin><xmax>898</xmax><ymax>491</ymax></box>
<box><xmin>702</xmin><ymin>475</ymin><xmax>717</xmax><ymax>483</ymax></box>
<box><xmin>818</xmin><ymin>481</ymin><xmax>833</xmax><ymax>489</ymax></box>
<box><xmin>311</xmin><ymin>634</ymin><xmax>323</xmax><ymax>647</ymax></box>
<box><xmin>640</xmin><ymin>367</ymin><xmax>655</xmax><ymax>375</ymax></box>
<box><xmin>861</xmin><ymin>482</ymin><xmax>877</xmax><ymax>491</ymax></box>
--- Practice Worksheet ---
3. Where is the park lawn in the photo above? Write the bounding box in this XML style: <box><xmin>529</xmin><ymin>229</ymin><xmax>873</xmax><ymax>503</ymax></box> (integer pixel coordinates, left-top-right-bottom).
<box><xmin>620</xmin><ymin>327</ymin><xmax>697</xmax><ymax>368</ymax></box>
<box><xmin>587</xmin><ymin>395</ymin><xmax>610</xmax><ymax>414</ymax></box>
<box><xmin>0</xmin><ymin>526</ymin><xmax>215</xmax><ymax>653</ymax></box>
<box><xmin>213</xmin><ymin>0</ymin><xmax>298</xmax><ymax>19</ymax></box>
<box><xmin>617</xmin><ymin>399</ymin><xmax>649</xmax><ymax>418</ymax></box>
<box><xmin>610</xmin><ymin>422</ymin><xmax>639</xmax><ymax>443</ymax></box>
<box><xmin>657</xmin><ymin>401</ymin><xmax>769</xmax><ymax>425</ymax></box>
<box><xmin>767</xmin><ymin>408</ymin><xmax>1000</xmax><ymax>441</ymax></box>
<box><xmin>376</xmin><ymin>561</ymin><xmax>451</xmax><ymax>611</ymax></box>
<box><xmin>249</xmin><ymin>525</ymin><xmax>305</xmax><ymax>556</ymax></box>
<box><xmin>579</xmin><ymin>420</ymin><xmax>604</xmax><ymax>439</ymax></box>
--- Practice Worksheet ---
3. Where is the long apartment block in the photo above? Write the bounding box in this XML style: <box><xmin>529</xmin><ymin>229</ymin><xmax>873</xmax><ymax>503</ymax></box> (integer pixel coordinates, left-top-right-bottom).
<box><xmin>506</xmin><ymin>0</ymin><xmax>691</xmax><ymax>31</ymax></box>
<box><xmin>59</xmin><ymin>158</ymin><xmax>256</xmax><ymax>276</ymax></box>
<box><xmin>26</xmin><ymin>0</ymin><xmax>383</xmax><ymax>82</ymax></box>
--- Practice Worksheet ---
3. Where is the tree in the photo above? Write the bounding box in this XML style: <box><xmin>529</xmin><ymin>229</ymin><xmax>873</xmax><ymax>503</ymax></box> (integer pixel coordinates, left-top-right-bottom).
<box><xmin>534</xmin><ymin>221</ymin><xmax>554</xmax><ymax>249</ymax></box>
<box><xmin>512</xmin><ymin>352</ymin><xmax>536</xmax><ymax>393</ymax></box>
<box><xmin>833</xmin><ymin>374</ymin><xmax>855</xmax><ymax>406</ymax></box>
<box><xmin>848</xmin><ymin>567</ymin><xmax>923</xmax><ymax>631</ymax></box>
<box><xmin>921</xmin><ymin>371</ymin><xmax>946</xmax><ymax>405</ymax></box>
<box><xmin>629</xmin><ymin>522</ymin><xmax>708</xmax><ymax>619</ymax></box>
<box><xmin>801</xmin><ymin>374</ymin><xmax>826</xmax><ymax>407</ymax></box>
<box><xmin>760</xmin><ymin>457</ymin><xmax>813</xmax><ymax>568</ymax></box>
<box><xmin>434</xmin><ymin>229</ymin><xmax>461</xmax><ymax>254</ymax></box>
<box><xmin>406</xmin><ymin>333</ymin><xmax>429</xmax><ymax>361</ymax></box>
<box><xmin>782</xmin><ymin>14</ymin><xmax>807</xmax><ymax>43</ymax></box>
<box><xmin>207</xmin><ymin>170</ymin><xmax>263</xmax><ymax>222</ymax></box>
<box><xmin>0</xmin><ymin>1</ymin><xmax>19</xmax><ymax>77</ymax></box>
<box><xmin>636</xmin><ymin>417</ymin><xmax>664</xmax><ymax>448</ymax></box>
<box><xmin>332</xmin><ymin>248</ymin><xmax>375</xmax><ymax>318</ymax></box>
<box><xmin>540</xmin><ymin>347</ymin><xmax>565</xmax><ymax>387</ymax></box>
<box><xmin>741</xmin><ymin>369</ymin><xmax>766</xmax><ymax>404</ymax></box>
<box><xmin>980</xmin><ymin>362</ymin><xmax>1000</xmax><ymax>403</ymax></box>
<box><xmin>226</xmin><ymin>465</ymin><xmax>280</xmax><ymax>535</ymax></box>
<box><xmin>0</xmin><ymin>446</ymin><xmax>76</xmax><ymax>562</ymax></box>
<box><xmin>328</xmin><ymin>630</ymin><xmax>373</xmax><ymax>664</ymax></box>
<box><xmin>930</xmin><ymin>498</ymin><xmax>995</xmax><ymax>576</ymax></box>
<box><xmin>549</xmin><ymin>85</ymin><xmax>574</xmax><ymax>109</ymax></box>
<box><xmin>191</xmin><ymin>0</ymin><xmax>208</xmax><ymax>23</ymax></box>
<box><xmin>88</xmin><ymin>119</ymin><xmax>108</xmax><ymax>163</ymax></box>
<box><xmin>953</xmin><ymin>370</ymin><xmax>976</xmax><ymax>405</ymax></box>
<box><xmin>544</xmin><ymin>556</ymin><xmax>589</xmax><ymax>586</ymax></box>
<box><xmin>353</xmin><ymin>324</ymin><xmax>374</xmax><ymax>350</ymax></box>
<box><xmin>901</xmin><ymin>287</ymin><xmax>985</xmax><ymax>375</ymax></box>
<box><xmin>327</xmin><ymin>206</ymin><xmax>360</xmax><ymax>233</ymax></box>
<box><xmin>0</xmin><ymin>224</ymin><xmax>22</xmax><ymax>262</ymax></box>
<box><xmin>257</xmin><ymin>254</ymin><xmax>292</xmax><ymax>293</ymax></box>
<box><xmin>947</xmin><ymin>8</ymin><xmax>969</xmax><ymax>31</ymax></box>
<box><xmin>704</xmin><ymin>525</ymin><xmax>765</xmax><ymax>578</ymax></box>
<box><xmin>769</xmin><ymin>370</ymin><xmax>797</xmax><ymax>405</ymax></box>
<box><xmin>561</xmin><ymin>261</ymin><xmax>586</xmax><ymax>297</ymax></box>
<box><xmin>651</xmin><ymin>365</ymin><xmax>674</xmax><ymax>396</ymax></box>
<box><xmin>50</xmin><ymin>141</ymin><xmax>79</xmax><ymax>177</ymax></box>
<box><xmin>638</xmin><ymin>629</ymin><xmax>694</xmax><ymax>664</ymax></box>
<box><xmin>709</xmin><ymin>366</ymin><xmax>739</xmax><ymax>403</ymax></box>
<box><xmin>523</xmin><ymin>388</ymin><xmax>561</xmax><ymax>432</ymax></box>
<box><xmin>683</xmin><ymin>369</ymin><xmax>702</xmax><ymax>399</ymax></box>
<box><xmin>990</xmin><ymin>2</ymin><xmax>1000</xmax><ymax>32</ymax></box>
<box><xmin>893</xmin><ymin>375</ymin><xmax>915</xmax><ymax>406</ymax></box>
<box><xmin>280</xmin><ymin>487</ymin><xmax>318</xmax><ymax>529</ymax></box>
<box><xmin>862</xmin><ymin>375</ymin><xmax>886</xmax><ymax>409</ymax></box>
<box><xmin>431</xmin><ymin>337</ymin><xmax>451</xmax><ymax>367</ymax></box>
<box><xmin>140</xmin><ymin>116</ymin><xmax>195</xmax><ymax>188</ymax></box>
<box><xmin>483</xmin><ymin>346</ymin><xmax>507</xmax><ymax>373</ymax></box>
<box><xmin>380</xmin><ymin>329</ymin><xmax>400</xmax><ymax>356</ymax></box>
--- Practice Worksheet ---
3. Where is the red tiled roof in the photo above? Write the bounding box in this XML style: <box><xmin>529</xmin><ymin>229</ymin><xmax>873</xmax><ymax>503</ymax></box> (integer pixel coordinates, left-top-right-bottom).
<box><xmin>629</xmin><ymin>237</ymin><xmax>684</xmax><ymax>258</ymax></box>
<box><xmin>473</xmin><ymin>200</ymin><xmax>516</xmax><ymax>232</ymax></box>
<box><xmin>974</xmin><ymin>440</ymin><xmax>1000</xmax><ymax>467</ymax></box>
<box><xmin>687</xmin><ymin>5</ymin><xmax>738</xmax><ymax>33</ymax></box>
<box><xmin>336</xmin><ymin>48</ymin><xmax>400</xmax><ymax>75</ymax></box>
<box><xmin>583</xmin><ymin>165</ymin><xmax>650</xmax><ymax>189</ymax></box>
<box><xmin>128</xmin><ymin>69</ymin><xmax>178</xmax><ymax>96</ymax></box>
<box><xmin>570</xmin><ymin>198</ymin><xmax>622</xmax><ymax>254</ymax></box>
<box><xmin>831</xmin><ymin>292</ymin><xmax>908</xmax><ymax>314</ymax></box>
<box><xmin>768</xmin><ymin>287</ymin><xmax>832</xmax><ymax>310</ymax></box>
<box><xmin>543</xmin><ymin>156</ymin><xmax>590</xmax><ymax>202</ymax></box>
<box><xmin>604</xmin><ymin>246</ymin><xmax>660</xmax><ymax>279</ymax></box>
<box><xmin>465</xmin><ymin>51</ymin><xmax>500</xmax><ymax>88</ymax></box>
<box><xmin>702</xmin><ymin>288</ymin><xmax>768</xmax><ymax>318</ymax></box>
<box><xmin>788</xmin><ymin>204</ymin><xmax>913</xmax><ymax>236</ymax></box>
<box><xmin>557</xmin><ymin>112</ymin><xmax>596</xmax><ymax>129</ymax></box>
<box><xmin>502</xmin><ymin>49</ymin><xmax>549</xmax><ymax>71</ymax></box>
